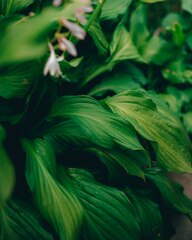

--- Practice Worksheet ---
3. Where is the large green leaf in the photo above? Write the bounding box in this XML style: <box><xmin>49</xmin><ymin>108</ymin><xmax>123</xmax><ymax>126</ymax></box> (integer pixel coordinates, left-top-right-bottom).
<box><xmin>126</xmin><ymin>188</ymin><xmax>163</xmax><ymax>239</ymax></box>
<box><xmin>101</xmin><ymin>0</ymin><xmax>133</xmax><ymax>20</ymax></box>
<box><xmin>59</xmin><ymin>168</ymin><xmax>141</xmax><ymax>240</ymax></box>
<box><xmin>46</xmin><ymin>95</ymin><xmax>145</xmax><ymax>151</ymax></box>
<box><xmin>0</xmin><ymin>0</ymin><xmax>35</xmax><ymax>16</ymax></box>
<box><xmin>22</xmin><ymin>138</ymin><xmax>83</xmax><ymax>240</ymax></box>
<box><xmin>145</xmin><ymin>169</ymin><xmax>192</xmax><ymax>220</ymax></box>
<box><xmin>0</xmin><ymin>125</ymin><xmax>15</xmax><ymax>208</ymax></box>
<box><xmin>105</xmin><ymin>89</ymin><xmax>192</xmax><ymax>173</ymax></box>
<box><xmin>88</xmin><ymin>20</ymin><xmax>109</xmax><ymax>57</ymax></box>
<box><xmin>0</xmin><ymin>199</ymin><xmax>53</xmax><ymax>240</ymax></box>
<box><xmin>0</xmin><ymin>62</ymin><xmax>39</xmax><ymax>99</ymax></box>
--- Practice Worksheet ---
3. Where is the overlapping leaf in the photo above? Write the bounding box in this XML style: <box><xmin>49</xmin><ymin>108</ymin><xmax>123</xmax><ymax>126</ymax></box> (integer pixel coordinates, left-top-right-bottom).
<box><xmin>60</xmin><ymin>168</ymin><xmax>141</xmax><ymax>240</ymax></box>
<box><xmin>0</xmin><ymin>199</ymin><xmax>53</xmax><ymax>240</ymax></box>
<box><xmin>105</xmin><ymin>89</ymin><xmax>192</xmax><ymax>173</ymax></box>
<box><xmin>22</xmin><ymin>138</ymin><xmax>83</xmax><ymax>240</ymax></box>
<box><xmin>0</xmin><ymin>125</ymin><xmax>15</xmax><ymax>208</ymax></box>
<box><xmin>145</xmin><ymin>169</ymin><xmax>192</xmax><ymax>220</ymax></box>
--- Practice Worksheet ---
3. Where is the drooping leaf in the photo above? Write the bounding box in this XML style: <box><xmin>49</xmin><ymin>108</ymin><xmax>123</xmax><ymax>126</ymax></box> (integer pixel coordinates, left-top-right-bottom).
<box><xmin>0</xmin><ymin>125</ymin><xmax>15</xmax><ymax>208</ymax></box>
<box><xmin>0</xmin><ymin>198</ymin><xmax>53</xmax><ymax>240</ymax></box>
<box><xmin>59</xmin><ymin>168</ymin><xmax>141</xmax><ymax>240</ymax></box>
<box><xmin>130</xmin><ymin>4</ymin><xmax>150</xmax><ymax>51</ymax></box>
<box><xmin>0</xmin><ymin>0</ymin><xmax>35</xmax><ymax>16</ymax></box>
<box><xmin>101</xmin><ymin>0</ymin><xmax>133</xmax><ymax>20</ymax></box>
<box><xmin>105</xmin><ymin>89</ymin><xmax>192</xmax><ymax>173</ymax></box>
<box><xmin>109</xmin><ymin>23</ymin><xmax>145</xmax><ymax>65</ymax></box>
<box><xmin>182</xmin><ymin>0</ymin><xmax>192</xmax><ymax>15</ymax></box>
<box><xmin>88</xmin><ymin>20</ymin><xmax>109</xmax><ymax>57</ymax></box>
<box><xmin>22</xmin><ymin>138</ymin><xmax>84</xmax><ymax>240</ymax></box>
<box><xmin>126</xmin><ymin>188</ymin><xmax>163</xmax><ymax>239</ymax></box>
<box><xmin>145</xmin><ymin>168</ymin><xmax>192</xmax><ymax>220</ymax></box>
<box><xmin>0</xmin><ymin>62</ymin><xmax>39</xmax><ymax>99</ymax></box>
<box><xmin>141</xmin><ymin>0</ymin><xmax>165</xmax><ymax>3</ymax></box>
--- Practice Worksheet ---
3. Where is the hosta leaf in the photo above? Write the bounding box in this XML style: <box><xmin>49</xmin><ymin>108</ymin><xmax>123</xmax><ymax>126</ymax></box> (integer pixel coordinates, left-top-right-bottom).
<box><xmin>145</xmin><ymin>169</ymin><xmax>192</xmax><ymax>220</ymax></box>
<box><xmin>46</xmin><ymin>95</ymin><xmax>145</xmax><ymax>151</ymax></box>
<box><xmin>126</xmin><ymin>188</ymin><xmax>163</xmax><ymax>239</ymax></box>
<box><xmin>0</xmin><ymin>0</ymin><xmax>35</xmax><ymax>16</ymax></box>
<box><xmin>110</xmin><ymin>23</ymin><xmax>145</xmax><ymax>65</ymax></box>
<box><xmin>91</xmin><ymin>148</ymin><xmax>146</xmax><ymax>179</ymax></box>
<box><xmin>89</xmin><ymin>73</ymin><xmax>140</xmax><ymax>96</ymax></box>
<box><xmin>183</xmin><ymin>112</ymin><xmax>192</xmax><ymax>134</ymax></box>
<box><xmin>130</xmin><ymin>4</ymin><xmax>149</xmax><ymax>50</ymax></box>
<box><xmin>22</xmin><ymin>138</ymin><xmax>83</xmax><ymax>240</ymax></box>
<box><xmin>59</xmin><ymin>168</ymin><xmax>141</xmax><ymax>240</ymax></box>
<box><xmin>0</xmin><ymin>199</ymin><xmax>53</xmax><ymax>240</ymax></box>
<box><xmin>105</xmin><ymin>89</ymin><xmax>192</xmax><ymax>173</ymax></box>
<box><xmin>182</xmin><ymin>0</ymin><xmax>192</xmax><ymax>15</ymax></box>
<box><xmin>0</xmin><ymin>125</ymin><xmax>15</xmax><ymax>208</ymax></box>
<box><xmin>101</xmin><ymin>0</ymin><xmax>133</xmax><ymax>20</ymax></box>
<box><xmin>140</xmin><ymin>0</ymin><xmax>165</xmax><ymax>3</ymax></box>
<box><xmin>88</xmin><ymin>21</ymin><xmax>109</xmax><ymax>57</ymax></box>
<box><xmin>0</xmin><ymin>62</ymin><xmax>39</xmax><ymax>99</ymax></box>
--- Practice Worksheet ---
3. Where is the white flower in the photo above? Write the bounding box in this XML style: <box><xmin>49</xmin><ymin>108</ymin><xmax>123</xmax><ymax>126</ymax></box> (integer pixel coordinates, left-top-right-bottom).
<box><xmin>43</xmin><ymin>43</ymin><xmax>62</xmax><ymax>77</ymax></box>
<box><xmin>61</xmin><ymin>18</ymin><xmax>86</xmax><ymax>40</ymax></box>
<box><xmin>58</xmin><ymin>37</ymin><xmax>77</xmax><ymax>57</ymax></box>
<box><xmin>75</xmin><ymin>5</ymin><xmax>93</xmax><ymax>25</ymax></box>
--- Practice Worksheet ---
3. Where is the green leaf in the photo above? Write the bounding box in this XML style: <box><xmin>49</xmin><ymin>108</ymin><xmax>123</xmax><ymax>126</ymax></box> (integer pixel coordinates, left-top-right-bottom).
<box><xmin>105</xmin><ymin>89</ymin><xmax>192</xmax><ymax>173</ymax></box>
<box><xmin>183</xmin><ymin>112</ymin><xmax>192</xmax><ymax>134</ymax></box>
<box><xmin>89</xmin><ymin>73</ymin><xmax>140</xmax><ymax>96</ymax></box>
<box><xmin>140</xmin><ymin>0</ymin><xmax>165</xmax><ymax>3</ymax></box>
<box><xmin>0</xmin><ymin>0</ymin><xmax>35</xmax><ymax>16</ymax></box>
<box><xmin>88</xmin><ymin>20</ymin><xmax>109</xmax><ymax>57</ymax></box>
<box><xmin>110</xmin><ymin>23</ymin><xmax>145</xmax><ymax>65</ymax></box>
<box><xmin>91</xmin><ymin>148</ymin><xmax>146</xmax><ymax>179</ymax></box>
<box><xmin>46</xmin><ymin>95</ymin><xmax>145</xmax><ymax>151</ymax></box>
<box><xmin>101</xmin><ymin>0</ymin><xmax>133</xmax><ymax>20</ymax></box>
<box><xmin>22</xmin><ymin>138</ymin><xmax>83</xmax><ymax>240</ymax></box>
<box><xmin>126</xmin><ymin>188</ymin><xmax>163</xmax><ymax>239</ymax></box>
<box><xmin>182</xmin><ymin>0</ymin><xmax>192</xmax><ymax>15</ymax></box>
<box><xmin>0</xmin><ymin>126</ymin><xmax>15</xmax><ymax>208</ymax></box>
<box><xmin>0</xmin><ymin>199</ymin><xmax>53</xmax><ymax>240</ymax></box>
<box><xmin>59</xmin><ymin>168</ymin><xmax>141</xmax><ymax>240</ymax></box>
<box><xmin>0</xmin><ymin>62</ymin><xmax>39</xmax><ymax>99</ymax></box>
<box><xmin>145</xmin><ymin>169</ymin><xmax>192</xmax><ymax>220</ymax></box>
<box><xmin>130</xmin><ymin>4</ymin><xmax>150</xmax><ymax>50</ymax></box>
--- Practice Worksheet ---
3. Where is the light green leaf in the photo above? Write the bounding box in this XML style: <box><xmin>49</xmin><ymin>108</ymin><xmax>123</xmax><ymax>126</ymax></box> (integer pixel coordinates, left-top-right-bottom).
<box><xmin>140</xmin><ymin>0</ymin><xmax>165</xmax><ymax>3</ymax></box>
<box><xmin>182</xmin><ymin>0</ymin><xmax>192</xmax><ymax>14</ymax></box>
<box><xmin>110</xmin><ymin>23</ymin><xmax>145</xmax><ymax>64</ymax></box>
<box><xmin>22</xmin><ymin>138</ymin><xmax>83</xmax><ymax>240</ymax></box>
<box><xmin>145</xmin><ymin>169</ymin><xmax>192</xmax><ymax>220</ymax></box>
<box><xmin>101</xmin><ymin>0</ymin><xmax>133</xmax><ymax>20</ymax></box>
<box><xmin>0</xmin><ymin>126</ymin><xmax>15</xmax><ymax>208</ymax></box>
<box><xmin>59</xmin><ymin>168</ymin><xmax>141</xmax><ymax>240</ymax></box>
<box><xmin>105</xmin><ymin>89</ymin><xmax>192</xmax><ymax>173</ymax></box>
<box><xmin>0</xmin><ymin>199</ymin><xmax>53</xmax><ymax>240</ymax></box>
<box><xmin>0</xmin><ymin>0</ymin><xmax>35</xmax><ymax>16</ymax></box>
